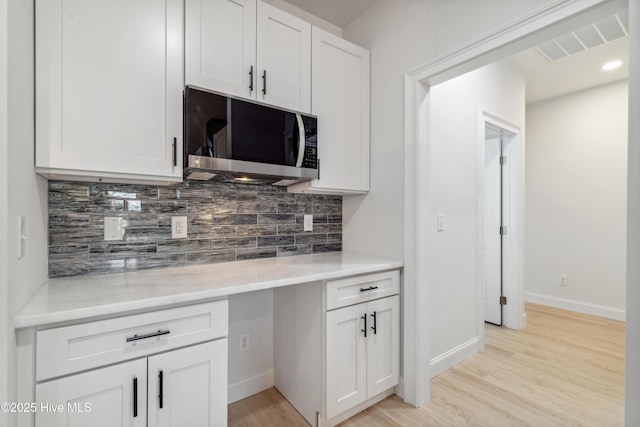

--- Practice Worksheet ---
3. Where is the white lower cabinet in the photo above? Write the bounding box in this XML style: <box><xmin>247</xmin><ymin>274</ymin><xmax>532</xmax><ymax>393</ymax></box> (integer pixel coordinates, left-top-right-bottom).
<box><xmin>148</xmin><ymin>340</ymin><xmax>228</xmax><ymax>427</ymax></box>
<box><xmin>28</xmin><ymin>300</ymin><xmax>228</xmax><ymax>427</ymax></box>
<box><xmin>274</xmin><ymin>270</ymin><xmax>400</xmax><ymax>426</ymax></box>
<box><xmin>36</xmin><ymin>358</ymin><xmax>148</xmax><ymax>427</ymax></box>
<box><xmin>325</xmin><ymin>296</ymin><xmax>399</xmax><ymax>419</ymax></box>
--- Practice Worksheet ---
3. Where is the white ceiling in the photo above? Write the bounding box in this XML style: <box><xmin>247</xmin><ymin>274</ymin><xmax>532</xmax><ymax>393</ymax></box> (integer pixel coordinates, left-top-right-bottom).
<box><xmin>284</xmin><ymin>1</ymin><xmax>629</xmax><ymax>105</ymax></box>
<box><xmin>509</xmin><ymin>33</ymin><xmax>628</xmax><ymax>104</ymax></box>
<box><xmin>283</xmin><ymin>0</ymin><xmax>377</xmax><ymax>28</ymax></box>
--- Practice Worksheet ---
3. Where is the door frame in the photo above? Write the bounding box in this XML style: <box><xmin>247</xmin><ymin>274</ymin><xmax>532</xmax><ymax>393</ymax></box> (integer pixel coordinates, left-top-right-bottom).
<box><xmin>478</xmin><ymin>113</ymin><xmax>522</xmax><ymax>334</ymax></box>
<box><xmin>0</xmin><ymin>0</ymin><xmax>9</xmax><ymax>416</ymax></box>
<box><xmin>401</xmin><ymin>0</ymin><xmax>629</xmax><ymax>408</ymax></box>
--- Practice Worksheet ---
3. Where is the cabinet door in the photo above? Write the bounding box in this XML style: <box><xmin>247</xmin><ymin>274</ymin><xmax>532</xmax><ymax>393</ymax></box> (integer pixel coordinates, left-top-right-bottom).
<box><xmin>185</xmin><ymin>0</ymin><xmax>256</xmax><ymax>99</ymax></box>
<box><xmin>148</xmin><ymin>339</ymin><xmax>228</xmax><ymax>427</ymax></box>
<box><xmin>256</xmin><ymin>1</ymin><xmax>311</xmax><ymax>113</ymax></box>
<box><xmin>35</xmin><ymin>0</ymin><xmax>183</xmax><ymax>182</ymax></box>
<box><xmin>310</xmin><ymin>27</ymin><xmax>370</xmax><ymax>193</ymax></box>
<box><xmin>366</xmin><ymin>296</ymin><xmax>399</xmax><ymax>398</ymax></box>
<box><xmin>35</xmin><ymin>358</ymin><xmax>147</xmax><ymax>427</ymax></box>
<box><xmin>325</xmin><ymin>304</ymin><xmax>367</xmax><ymax>419</ymax></box>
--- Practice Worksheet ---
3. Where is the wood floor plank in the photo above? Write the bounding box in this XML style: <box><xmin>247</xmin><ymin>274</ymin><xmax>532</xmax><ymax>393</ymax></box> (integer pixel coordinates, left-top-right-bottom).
<box><xmin>228</xmin><ymin>303</ymin><xmax>624</xmax><ymax>426</ymax></box>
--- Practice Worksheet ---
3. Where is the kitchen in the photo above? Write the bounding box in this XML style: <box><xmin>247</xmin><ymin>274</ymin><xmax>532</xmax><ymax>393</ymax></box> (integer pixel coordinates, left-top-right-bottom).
<box><xmin>1</xmin><ymin>0</ymin><xmax>640</xmax><ymax>427</ymax></box>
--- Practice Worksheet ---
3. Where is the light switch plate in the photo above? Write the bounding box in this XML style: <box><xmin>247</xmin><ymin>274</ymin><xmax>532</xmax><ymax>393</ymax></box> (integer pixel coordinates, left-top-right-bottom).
<box><xmin>437</xmin><ymin>214</ymin><xmax>445</xmax><ymax>232</ymax></box>
<box><xmin>303</xmin><ymin>215</ymin><xmax>313</xmax><ymax>232</ymax></box>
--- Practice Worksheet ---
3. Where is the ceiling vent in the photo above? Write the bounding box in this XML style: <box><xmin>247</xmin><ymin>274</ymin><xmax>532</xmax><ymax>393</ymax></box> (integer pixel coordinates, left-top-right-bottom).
<box><xmin>536</xmin><ymin>11</ymin><xmax>628</xmax><ymax>61</ymax></box>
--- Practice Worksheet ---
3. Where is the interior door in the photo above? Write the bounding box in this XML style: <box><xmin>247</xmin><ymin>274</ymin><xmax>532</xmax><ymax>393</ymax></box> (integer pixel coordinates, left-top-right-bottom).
<box><xmin>484</xmin><ymin>132</ymin><xmax>503</xmax><ymax>325</ymax></box>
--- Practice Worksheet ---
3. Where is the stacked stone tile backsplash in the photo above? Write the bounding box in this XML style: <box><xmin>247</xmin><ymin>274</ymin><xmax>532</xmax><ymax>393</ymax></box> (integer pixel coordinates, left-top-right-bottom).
<box><xmin>48</xmin><ymin>180</ymin><xmax>342</xmax><ymax>278</ymax></box>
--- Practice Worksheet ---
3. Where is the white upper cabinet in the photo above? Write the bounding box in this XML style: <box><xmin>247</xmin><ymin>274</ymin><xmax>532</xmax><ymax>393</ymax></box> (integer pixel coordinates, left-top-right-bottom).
<box><xmin>185</xmin><ymin>0</ymin><xmax>256</xmax><ymax>99</ymax></box>
<box><xmin>185</xmin><ymin>0</ymin><xmax>311</xmax><ymax>113</ymax></box>
<box><xmin>256</xmin><ymin>1</ymin><xmax>311</xmax><ymax>113</ymax></box>
<box><xmin>288</xmin><ymin>26</ymin><xmax>370</xmax><ymax>195</ymax></box>
<box><xmin>35</xmin><ymin>0</ymin><xmax>184</xmax><ymax>184</ymax></box>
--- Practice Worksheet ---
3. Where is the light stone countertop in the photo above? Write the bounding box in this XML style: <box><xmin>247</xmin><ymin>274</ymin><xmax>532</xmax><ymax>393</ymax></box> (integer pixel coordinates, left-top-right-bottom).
<box><xmin>15</xmin><ymin>252</ymin><xmax>403</xmax><ymax>329</ymax></box>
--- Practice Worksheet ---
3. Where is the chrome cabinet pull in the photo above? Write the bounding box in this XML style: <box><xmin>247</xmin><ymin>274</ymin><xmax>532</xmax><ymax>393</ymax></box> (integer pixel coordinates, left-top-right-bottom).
<box><xmin>126</xmin><ymin>329</ymin><xmax>170</xmax><ymax>343</ymax></box>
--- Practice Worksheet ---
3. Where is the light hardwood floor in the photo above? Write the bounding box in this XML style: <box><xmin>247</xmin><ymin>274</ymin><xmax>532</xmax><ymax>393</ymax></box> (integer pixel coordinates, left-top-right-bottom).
<box><xmin>228</xmin><ymin>303</ymin><xmax>625</xmax><ymax>426</ymax></box>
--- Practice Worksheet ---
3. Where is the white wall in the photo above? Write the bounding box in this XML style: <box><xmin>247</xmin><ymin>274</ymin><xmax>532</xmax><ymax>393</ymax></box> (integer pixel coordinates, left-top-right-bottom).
<box><xmin>428</xmin><ymin>61</ymin><xmax>525</xmax><ymax>373</ymax></box>
<box><xmin>341</xmin><ymin>0</ymin><xmax>556</xmax><ymax>272</ymax></box>
<box><xmin>264</xmin><ymin>0</ymin><xmax>342</xmax><ymax>37</ymax></box>
<box><xmin>525</xmin><ymin>80</ymin><xmax>628</xmax><ymax>320</ymax></box>
<box><xmin>5</xmin><ymin>1</ymin><xmax>49</xmax><ymax>424</ymax></box>
<box><xmin>429</xmin><ymin>0</ymin><xmax>567</xmax><ymax>56</ymax></box>
<box><xmin>227</xmin><ymin>290</ymin><xmax>274</xmax><ymax>403</ymax></box>
<box><xmin>342</xmin><ymin>1</ymin><xmax>431</xmax><ymax>259</ymax></box>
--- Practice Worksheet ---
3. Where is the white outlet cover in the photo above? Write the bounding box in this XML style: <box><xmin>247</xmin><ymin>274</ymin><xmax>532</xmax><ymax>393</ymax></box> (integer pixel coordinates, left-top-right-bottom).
<box><xmin>171</xmin><ymin>216</ymin><xmax>188</xmax><ymax>239</ymax></box>
<box><xmin>104</xmin><ymin>217</ymin><xmax>124</xmax><ymax>241</ymax></box>
<box><xmin>239</xmin><ymin>332</ymin><xmax>250</xmax><ymax>353</ymax></box>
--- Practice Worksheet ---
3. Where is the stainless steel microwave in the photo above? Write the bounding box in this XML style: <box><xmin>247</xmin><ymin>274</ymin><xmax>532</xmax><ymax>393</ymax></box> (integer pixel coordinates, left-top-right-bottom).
<box><xmin>184</xmin><ymin>87</ymin><xmax>318</xmax><ymax>184</ymax></box>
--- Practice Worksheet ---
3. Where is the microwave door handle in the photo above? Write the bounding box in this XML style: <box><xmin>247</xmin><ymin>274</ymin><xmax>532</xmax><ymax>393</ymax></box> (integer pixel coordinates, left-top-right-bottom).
<box><xmin>295</xmin><ymin>114</ymin><xmax>306</xmax><ymax>168</ymax></box>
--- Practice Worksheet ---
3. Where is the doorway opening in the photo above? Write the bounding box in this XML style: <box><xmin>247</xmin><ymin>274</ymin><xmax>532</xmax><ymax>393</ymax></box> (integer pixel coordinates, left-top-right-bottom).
<box><xmin>402</xmin><ymin>0</ymin><xmax>632</xmax><ymax>409</ymax></box>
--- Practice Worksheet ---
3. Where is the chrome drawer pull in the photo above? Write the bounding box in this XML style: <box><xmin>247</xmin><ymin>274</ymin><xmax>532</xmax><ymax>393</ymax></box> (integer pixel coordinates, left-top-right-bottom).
<box><xmin>126</xmin><ymin>329</ymin><xmax>171</xmax><ymax>342</ymax></box>
<box><xmin>359</xmin><ymin>285</ymin><xmax>379</xmax><ymax>293</ymax></box>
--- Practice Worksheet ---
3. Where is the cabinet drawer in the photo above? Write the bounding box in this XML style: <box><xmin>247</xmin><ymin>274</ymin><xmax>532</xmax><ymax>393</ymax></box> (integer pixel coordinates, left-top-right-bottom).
<box><xmin>36</xmin><ymin>299</ymin><xmax>228</xmax><ymax>382</ymax></box>
<box><xmin>326</xmin><ymin>270</ymin><xmax>399</xmax><ymax>311</ymax></box>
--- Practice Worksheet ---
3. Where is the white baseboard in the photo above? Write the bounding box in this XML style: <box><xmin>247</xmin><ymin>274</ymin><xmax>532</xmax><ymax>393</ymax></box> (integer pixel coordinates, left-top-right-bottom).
<box><xmin>228</xmin><ymin>370</ymin><xmax>274</xmax><ymax>404</ymax></box>
<box><xmin>525</xmin><ymin>292</ymin><xmax>626</xmax><ymax>322</ymax></box>
<box><xmin>429</xmin><ymin>336</ymin><xmax>481</xmax><ymax>379</ymax></box>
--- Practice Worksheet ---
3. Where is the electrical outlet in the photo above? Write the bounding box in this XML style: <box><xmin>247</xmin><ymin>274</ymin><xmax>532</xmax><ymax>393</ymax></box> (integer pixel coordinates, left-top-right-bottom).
<box><xmin>303</xmin><ymin>215</ymin><xmax>313</xmax><ymax>232</ymax></box>
<box><xmin>171</xmin><ymin>216</ymin><xmax>188</xmax><ymax>239</ymax></box>
<box><xmin>559</xmin><ymin>275</ymin><xmax>568</xmax><ymax>286</ymax></box>
<box><xmin>239</xmin><ymin>332</ymin><xmax>250</xmax><ymax>353</ymax></box>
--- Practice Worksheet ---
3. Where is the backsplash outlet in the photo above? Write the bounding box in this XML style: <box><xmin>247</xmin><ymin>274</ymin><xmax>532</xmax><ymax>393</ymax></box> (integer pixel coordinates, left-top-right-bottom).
<box><xmin>48</xmin><ymin>180</ymin><xmax>342</xmax><ymax>278</ymax></box>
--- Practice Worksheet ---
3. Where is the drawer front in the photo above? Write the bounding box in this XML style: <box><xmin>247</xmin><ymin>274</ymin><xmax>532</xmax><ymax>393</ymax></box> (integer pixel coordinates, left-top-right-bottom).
<box><xmin>36</xmin><ymin>299</ymin><xmax>228</xmax><ymax>382</ymax></box>
<box><xmin>326</xmin><ymin>270</ymin><xmax>399</xmax><ymax>311</ymax></box>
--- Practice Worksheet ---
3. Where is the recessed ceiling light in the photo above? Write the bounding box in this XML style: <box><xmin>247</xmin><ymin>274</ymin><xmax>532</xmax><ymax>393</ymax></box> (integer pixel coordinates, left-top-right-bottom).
<box><xmin>601</xmin><ymin>60</ymin><xmax>623</xmax><ymax>71</ymax></box>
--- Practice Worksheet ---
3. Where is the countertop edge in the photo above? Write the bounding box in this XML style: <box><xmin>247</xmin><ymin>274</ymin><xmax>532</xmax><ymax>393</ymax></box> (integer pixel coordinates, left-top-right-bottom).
<box><xmin>15</xmin><ymin>255</ymin><xmax>403</xmax><ymax>329</ymax></box>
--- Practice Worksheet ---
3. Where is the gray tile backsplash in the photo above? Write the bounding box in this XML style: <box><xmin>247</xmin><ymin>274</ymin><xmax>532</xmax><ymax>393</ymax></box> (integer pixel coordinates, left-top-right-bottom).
<box><xmin>48</xmin><ymin>181</ymin><xmax>342</xmax><ymax>278</ymax></box>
